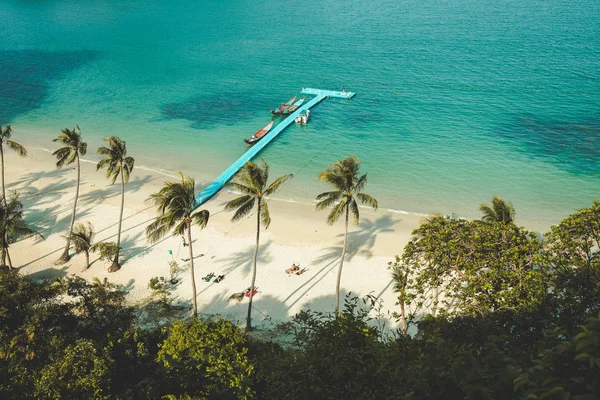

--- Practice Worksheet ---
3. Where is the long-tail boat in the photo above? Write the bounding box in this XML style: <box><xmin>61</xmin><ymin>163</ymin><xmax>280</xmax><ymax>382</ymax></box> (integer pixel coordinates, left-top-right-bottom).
<box><xmin>270</xmin><ymin>96</ymin><xmax>297</xmax><ymax>115</ymax></box>
<box><xmin>279</xmin><ymin>97</ymin><xmax>306</xmax><ymax>117</ymax></box>
<box><xmin>244</xmin><ymin>121</ymin><xmax>274</xmax><ymax>145</ymax></box>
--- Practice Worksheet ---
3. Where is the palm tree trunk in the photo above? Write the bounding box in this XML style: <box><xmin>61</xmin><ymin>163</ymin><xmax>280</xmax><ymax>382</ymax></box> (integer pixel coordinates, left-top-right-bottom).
<box><xmin>187</xmin><ymin>223</ymin><xmax>198</xmax><ymax>318</ymax></box>
<box><xmin>56</xmin><ymin>155</ymin><xmax>80</xmax><ymax>264</ymax></box>
<box><xmin>433</xmin><ymin>285</ymin><xmax>439</xmax><ymax>317</ymax></box>
<box><xmin>84</xmin><ymin>251</ymin><xmax>90</xmax><ymax>270</ymax></box>
<box><xmin>109</xmin><ymin>168</ymin><xmax>125</xmax><ymax>272</ymax></box>
<box><xmin>5</xmin><ymin>246</ymin><xmax>13</xmax><ymax>269</ymax></box>
<box><xmin>0</xmin><ymin>144</ymin><xmax>5</xmax><ymax>205</ymax></box>
<box><xmin>400</xmin><ymin>301</ymin><xmax>407</xmax><ymax>336</ymax></box>
<box><xmin>335</xmin><ymin>205</ymin><xmax>349</xmax><ymax>314</ymax></box>
<box><xmin>247</xmin><ymin>200</ymin><xmax>261</xmax><ymax>331</ymax></box>
<box><xmin>1</xmin><ymin>235</ymin><xmax>6</xmax><ymax>266</ymax></box>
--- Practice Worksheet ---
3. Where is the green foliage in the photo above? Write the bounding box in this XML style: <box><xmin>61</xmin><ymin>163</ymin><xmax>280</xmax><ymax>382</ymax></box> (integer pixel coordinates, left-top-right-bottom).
<box><xmin>542</xmin><ymin>200</ymin><xmax>600</xmax><ymax>325</ymax></box>
<box><xmin>145</xmin><ymin>171</ymin><xmax>209</xmax><ymax>243</ymax></box>
<box><xmin>34</xmin><ymin>338</ymin><xmax>112</xmax><ymax>399</ymax></box>
<box><xmin>515</xmin><ymin>313</ymin><xmax>600</xmax><ymax>399</ymax></box>
<box><xmin>402</xmin><ymin>215</ymin><xmax>545</xmax><ymax>315</ymax></box>
<box><xmin>224</xmin><ymin>159</ymin><xmax>293</xmax><ymax>227</ymax></box>
<box><xmin>96</xmin><ymin>136</ymin><xmax>135</xmax><ymax>184</ymax></box>
<box><xmin>69</xmin><ymin>221</ymin><xmax>94</xmax><ymax>254</ymax></box>
<box><xmin>316</xmin><ymin>155</ymin><xmax>377</xmax><ymax>225</ymax></box>
<box><xmin>479</xmin><ymin>196</ymin><xmax>516</xmax><ymax>224</ymax></box>
<box><xmin>2</xmin><ymin>200</ymin><xmax>600</xmax><ymax>399</ymax></box>
<box><xmin>0</xmin><ymin>191</ymin><xmax>42</xmax><ymax>267</ymax></box>
<box><xmin>92</xmin><ymin>241</ymin><xmax>120</xmax><ymax>263</ymax></box>
<box><xmin>157</xmin><ymin>318</ymin><xmax>255</xmax><ymax>399</ymax></box>
<box><xmin>52</xmin><ymin>125</ymin><xmax>87</xmax><ymax>168</ymax></box>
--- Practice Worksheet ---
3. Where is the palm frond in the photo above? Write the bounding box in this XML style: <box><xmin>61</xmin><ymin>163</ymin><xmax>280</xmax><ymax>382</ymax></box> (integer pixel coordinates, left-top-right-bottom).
<box><xmin>356</xmin><ymin>173</ymin><xmax>368</xmax><ymax>192</ymax></box>
<box><xmin>52</xmin><ymin>147</ymin><xmax>72</xmax><ymax>168</ymax></box>
<box><xmin>316</xmin><ymin>190</ymin><xmax>343</xmax><ymax>201</ymax></box>
<box><xmin>145</xmin><ymin>215</ymin><xmax>174</xmax><ymax>244</ymax></box>
<box><xmin>327</xmin><ymin>197</ymin><xmax>347</xmax><ymax>225</ymax></box>
<box><xmin>260</xmin><ymin>199</ymin><xmax>271</xmax><ymax>228</ymax></box>
<box><xmin>5</xmin><ymin>140</ymin><xmax>27</xmax><ymax>156</ymax></box>
<box><xmin>231</xmin><ymin>197</ymin><xmax>256</xmax><ymax>222</ymax></box>
<box><xmin>224</xmin><ymin>181</ymin><xmax>256</xmax><ymax>196</ymax></box>
<box><xmin>0</xmin><ymin>125</ymin><xmax>12</xmax><ymax>140</ymax></box>
<box><xmin>264</xmin><ymin>173</ymin><xmax>293</xmax><ymax>197</ymax></box>
<box><xmin>316</xmin><ymin>193</ymin><xmax>342</xmax><ymax>210</ymax></box>
<box><xmin>225</xmin><ymin>194</ymin><xmax>254</xmax><ymax>211</ymax></box>
<box><xmin>356</xmin><ymin>193</ymin><xmax>378</xmax><ymax>210</ymax></box>
<box><xmin>122</xmin><ymin>156</ymin><xmax>135</xmax><ymax>183</ymax></box>
<box><xmin>192</xmin><ymin>209</ymin><xmax>209</xmax><ymax>229</ymax></box>
<box><xmin>79</xmin><ymin>141</ymin><xmax>88</xmax><ymax>156</ymax></box>
<box><xmin>349</xmin><ymin>198</ymin><xmax>360</xmax><ymax>225</ymax></box>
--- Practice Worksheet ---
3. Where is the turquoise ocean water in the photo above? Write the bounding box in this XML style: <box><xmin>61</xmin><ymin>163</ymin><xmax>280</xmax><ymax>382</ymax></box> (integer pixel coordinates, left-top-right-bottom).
<box><xmin>1</xmin><ymin>0</ymin><xmax>598</xmax><ymax>227</ymax></box>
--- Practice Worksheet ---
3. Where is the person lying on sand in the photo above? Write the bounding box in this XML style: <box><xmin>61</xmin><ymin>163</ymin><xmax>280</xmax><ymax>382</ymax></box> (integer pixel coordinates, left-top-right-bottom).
<box><xmin>202</xmin><ymin>272</ymin><xmax>215</xmax><ymax>282</ymax></box>
<box><xmin>242</xmin><ymin>287</ymin><xmax>258</xmax><ymax>298</ymax></box>
<box><xmin>285</xmin><ymin>263</ymin><xmax>300</xmax><ymax>274</ymax></box>
<box><xmin>295</xmin><ymin>268</ymin><xmax>308</xmax><ymax>276</ymax></box>
<box><xmin>228</xmin><ymin>292</ymin><xmax>244</xmax><ymax>302</ymax></box>
<box><xmin>214</xmin><ymin>275</ymin><xmax>225</xmax><ymax>283</ymax></box>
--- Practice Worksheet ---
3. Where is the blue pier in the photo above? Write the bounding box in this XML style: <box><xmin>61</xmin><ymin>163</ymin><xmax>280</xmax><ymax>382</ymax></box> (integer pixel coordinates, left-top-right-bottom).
<box><xmin>193</xmin><ymin>88</ymin><xmax>356</xmax><ymax>208</ymax></box>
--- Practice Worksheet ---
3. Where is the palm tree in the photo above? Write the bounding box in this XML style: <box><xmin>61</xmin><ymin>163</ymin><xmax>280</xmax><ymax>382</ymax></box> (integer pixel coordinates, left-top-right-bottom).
<box><xmin>145</xmin><ymin>172</ymin><xmax>209</xmax><ymax>318</ymax></box>
<box><xmin>96</xmin><ymin>136</ymin><xmax>134</xmax><ymax>272</ymax></box>
<box><xmin>224</xmin><ymin>160</ymin><xmax>292</xmax><ymax>330</ymax></box>
<box><xmin>69</xmin><ymin>222</ymin><xmax>94</xmax><ymax>270</ymax></box>
<box><xmin>53</xmin><ymin>126</ymin><xmax>87</xmax><ymax>264</ymax></box>
<box><xmin>0</xmin><ymin>192</ymin><xmax>42</xmax><ymax>269</ymax></box>
<box><xmin>0</xmin><ymin>125</ymin><xmax>27</xmax><ymax>205</ymax></box>
<box><xmin>316</xmin><ymin>156</ymin><xmax>378</xmax><ymax>313</ymax></box>
<box><xmin>390</xmin><ymin>261</ymin><xmax>410</xmax><ymax>336</ymax></box>
<box><xmin>479</xmin><ymin>196</ymin><xmax>515</xmax><ymax>224</ymax></box>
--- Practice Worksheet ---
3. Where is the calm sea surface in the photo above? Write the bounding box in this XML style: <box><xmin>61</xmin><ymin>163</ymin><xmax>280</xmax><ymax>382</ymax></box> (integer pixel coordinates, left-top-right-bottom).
<box><xmin>1</xmin><ymin>0</ymin><xmax>598</xmax><ymax>227</ymax></box>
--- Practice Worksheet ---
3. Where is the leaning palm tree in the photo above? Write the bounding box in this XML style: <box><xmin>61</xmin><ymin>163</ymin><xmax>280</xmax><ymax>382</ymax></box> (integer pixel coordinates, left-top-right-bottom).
<box><xmin>316</xmin><ymin>156</ymin><xmax>378</xmax><ymax>314</ymax></box>
<box><xmin>0</xmin><ymin>191</ymin><xmax>42</xmax><ymax>269</ymax></box>
<box><xmin>53</xmin><ymin>125</ymin><xmax>87</xmax><ymax>264</ymax></box>
<box><xmin>96</xmin><ymin>136</ymin><xmax>134</xmax><ymax>272</ymax></box>
<box><xmin>479</xmin><ymin>196</ymin><xmax>515</xmax><ymax>224</ymax></box>
<box><xmin>224</xmin><ymin>160</ymin><xmax>292</xmax><ymax>330</ymax></box>
<box><xmin>69</xmin><ymin>221</ymin><xmax>94</xmax><ymax>270</ymax></box>
<box><xmin>145</xmin><ymin>172</ymin><xmax>209</xmax><ymax>318</ymax></box>
<box><xmin>0</xmin><ymin>125</ymin><xmax>27</xmax><ymax>205</ymax></box>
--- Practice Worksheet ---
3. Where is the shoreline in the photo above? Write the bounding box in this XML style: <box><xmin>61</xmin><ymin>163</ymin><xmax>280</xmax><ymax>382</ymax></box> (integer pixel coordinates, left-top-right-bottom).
<box><xmin>8</xmin><ymin>146</ymin><xmax>421</xmax><ymax>329</ymax></box>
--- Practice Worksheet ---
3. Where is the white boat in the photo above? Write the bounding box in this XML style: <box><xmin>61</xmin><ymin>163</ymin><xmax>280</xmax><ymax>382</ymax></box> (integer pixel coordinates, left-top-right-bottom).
<box><xmin>295</xmin><ymin>109</ymin><xmax>310</xmax><ymax>124</ymax></box>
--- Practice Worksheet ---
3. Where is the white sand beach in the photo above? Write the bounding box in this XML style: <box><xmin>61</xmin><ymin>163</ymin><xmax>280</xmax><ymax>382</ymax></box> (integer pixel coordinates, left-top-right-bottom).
<box><xmin>8</xmin><ymin>146</ymin><xmax>423</xmax><ymax>329</ymax></box>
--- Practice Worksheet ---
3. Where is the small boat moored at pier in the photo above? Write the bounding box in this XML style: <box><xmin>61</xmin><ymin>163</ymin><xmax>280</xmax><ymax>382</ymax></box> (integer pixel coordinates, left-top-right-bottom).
<box><xmin>244</xmin><ymin>121</ymin><xmax>274</xmax><ymax>145</ymax></box>
<box><xmin>295</xmin><ymin>109</ymin><xmax>310</xmax><ymax>124</ymax></box>
<box><xmin>270</xmin><ymin>96</ymin><xmax>296</xmax><ymax>115</ymax></box>
<box><xmin>279</xmin><ymin>97</ymin><xmax>306</xmax><ymax>117</ymax></box>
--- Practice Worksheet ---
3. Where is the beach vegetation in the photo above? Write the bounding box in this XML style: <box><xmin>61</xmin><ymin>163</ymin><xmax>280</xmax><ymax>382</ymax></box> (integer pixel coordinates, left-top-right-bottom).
<box><xmin>96</xmin><ymin>136</ymin><xmax>135</xmax><ymax>272</ymax></box>
<box><xmin>92</xmin><ymin>241</ymin><xmax>120</xmax><ymax>265</ymax></box>
<box><xmin>316</xmin><ymin>156</ymin><xmax>378</xmax><ymax>313</ymax></box>
<box><xmin>52</xmin><ymin>125</ymin><xmax>87</xmax><ymax>264</ymax></box>
<box><xmin>157</xmin><ymin>318</ymin><xmax>255</xmax><ymax>399</ymax></box>
<box><xmin>401</xmin><ymin>214</ymin><xmax>544</xmax><ymax>316</ymax></box>
<box><xmin>0</xmin><ymin>125</ymin><xmax>27</xmax><ymax>205</ymax></box>
<box><xmin>145</xmin><ymin>171</ymin><xmax>209</xmax><ymax>318</ymax></box>
<box><xmin>0</xmin><ymin>191</ymin><xmax>42</xmax><ymax>269</ymax></box>
<box><xmin>224</xmin><ymin>159</ymin><xmax>293</xmax><ymax>331</ymax></box>
<box><xmin>1</xmin><ymin>195</ymin><xmax>600</xmax><ymax>400</ymax></box>
<box><xmin>479</xmin><ymin>195</ymin><xmax>516</xmax><ymax>224</ymax></box>
<box><xmin>68</xmin><ymin>221</ymin><xmax>94</xmax><ymax>270</ymax></box>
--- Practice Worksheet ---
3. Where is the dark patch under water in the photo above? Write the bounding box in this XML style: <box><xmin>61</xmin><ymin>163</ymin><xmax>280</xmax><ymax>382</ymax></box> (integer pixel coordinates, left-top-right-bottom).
<box><xmin>499</xmin><ymin>115</ymin><xmax>600</xmax><ymax>176</ymax></box>
<box><xmin>0</xmin><ymin>49</ymin><xmax>98</xmax><ymax>125</ymax></box>
<box><xmin>162</xmin><ymin>92</ymin><xmax>275</xmax><ymax>129</ymax></box>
